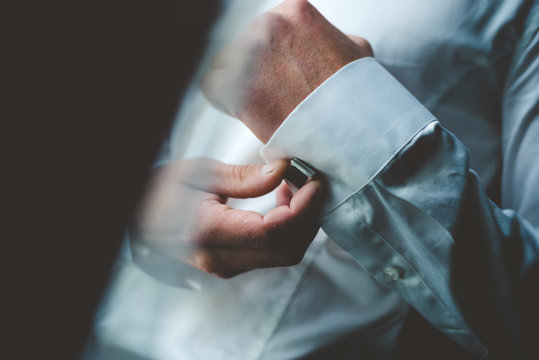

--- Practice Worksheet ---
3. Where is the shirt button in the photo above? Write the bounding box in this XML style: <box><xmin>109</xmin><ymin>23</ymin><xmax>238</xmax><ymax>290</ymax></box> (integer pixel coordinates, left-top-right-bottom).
<box><xmin>383</xmin><ymin>266</ymin><xmax>404</xmax><ymax>282</ymax></box>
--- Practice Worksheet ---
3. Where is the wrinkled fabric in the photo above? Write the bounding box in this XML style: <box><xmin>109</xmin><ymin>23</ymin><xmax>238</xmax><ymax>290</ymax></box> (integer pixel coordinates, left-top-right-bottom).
<box><xmin>262</xmin><ymin>2</ymin><xmax>539</xmax><ymax>358</ymax></box>
<box><xmin>90</xmin><ymin>0</ymin><xmax>539</xmax><ymax>359</ymax></box>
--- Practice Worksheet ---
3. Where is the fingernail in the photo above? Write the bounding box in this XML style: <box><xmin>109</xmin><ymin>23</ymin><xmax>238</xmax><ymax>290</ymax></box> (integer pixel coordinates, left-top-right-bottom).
<box><xmin>310</xmin><ymin>180</ymin><xmax>323</xmax><ymax>197</ymax></box>
<box><xmin>261</xmin><ymin>163</ymin><xmax>276</xmax><ymax>175</ymax></box>
<box><xmin>309</xmin><ymin>179</ymin><xmax>321</xmax><ymax>189</ymax></box>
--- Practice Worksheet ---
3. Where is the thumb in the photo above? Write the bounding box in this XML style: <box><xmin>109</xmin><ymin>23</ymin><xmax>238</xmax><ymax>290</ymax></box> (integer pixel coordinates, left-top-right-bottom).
<box><xmin>176</xmin><ymin>158</ymin><xmax>289</xmax><ymax>198</ymax></box>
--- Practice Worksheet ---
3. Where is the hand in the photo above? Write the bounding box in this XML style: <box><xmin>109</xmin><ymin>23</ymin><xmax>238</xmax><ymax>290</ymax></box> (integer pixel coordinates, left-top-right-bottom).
<box><xmin>130</xmin><ymin>157</ymin><xmax>323</xmax><ymax>281</ymax></box>
<box><xmin>201</xmin><ymin>0</ymin><xmax>373</xmax><ymax>143</ymax></box>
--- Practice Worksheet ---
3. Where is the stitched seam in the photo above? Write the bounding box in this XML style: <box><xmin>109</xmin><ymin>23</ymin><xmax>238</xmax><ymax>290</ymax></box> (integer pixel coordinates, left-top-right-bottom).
<box><xmin>322</xmin><ymin>119</ymin><xmax>438</xmax><ymax>219</ymax></box>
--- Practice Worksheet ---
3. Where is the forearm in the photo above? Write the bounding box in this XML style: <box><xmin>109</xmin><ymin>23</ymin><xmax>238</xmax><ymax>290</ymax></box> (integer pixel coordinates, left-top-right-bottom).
<box><xmin>261</xmin><ymin>58</ymin><xmax>539</xmax><ymax>358</ymax></box>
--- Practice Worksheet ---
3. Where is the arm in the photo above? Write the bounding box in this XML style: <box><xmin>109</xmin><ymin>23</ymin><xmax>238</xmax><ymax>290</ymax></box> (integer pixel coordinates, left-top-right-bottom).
<box><xmin>130</xmin><ymin>158</ymin><xmax>323</xmax><ymax>283</ymax></box>
<box><xmin>202</xmin><ymin>0</ymin><xmax>539</xmax><ymax>357</ymax></box>
<box><xmin>263</xmin><ymin>57</ymin><xmax>539</xmax><ymax>358</ymax></box>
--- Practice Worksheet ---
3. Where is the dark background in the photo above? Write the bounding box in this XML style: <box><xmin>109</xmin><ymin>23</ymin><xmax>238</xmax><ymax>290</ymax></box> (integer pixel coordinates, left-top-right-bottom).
<box><xmin>6</xmin><ymin>1</ymin><xmax>220</xmax><ymax>358</ymax></box>
<box><xmin>7</xmin><ymin>1</ymin><xmax>537</xmax><ymax>359</ymax></box>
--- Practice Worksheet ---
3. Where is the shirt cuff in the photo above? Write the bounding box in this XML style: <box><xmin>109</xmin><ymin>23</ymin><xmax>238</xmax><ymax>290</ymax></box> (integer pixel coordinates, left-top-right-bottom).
<box><xmin>261</xmin><ymin>57</ymin><xmax>436</xmax><ymax>214</ymax></box>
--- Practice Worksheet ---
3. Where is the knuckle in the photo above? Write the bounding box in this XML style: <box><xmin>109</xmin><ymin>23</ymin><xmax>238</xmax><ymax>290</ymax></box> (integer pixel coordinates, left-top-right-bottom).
<box><xmin>270</xmin><ymin>11</ymin><xmax>289</xmax><ymax>29</ymax></box>
<box><xmin>358</xmin><ymin>38</ymin><xmax>373</xmax><ymax>53</ymax></box>
<box><xmin>230</xmin><ymin>164</ymin><xmax>251</xmax><ymax>184</ymax></box>
<box><xmin>250</xmin><ymin>12</ymin><xmax>289</xmax><ymax>47</ymax></box>
<box><xmin>259</xmin><ymin>12</ymin><xmax>287</xmax><ymax>32</ymax></box>
<box><xmin>193</xmin><ymin>251</ymin><xmax>218</xmax><ymax>273</ymax></box>
<box><xmin>290</xmin><ymin>0</ymin><xmax>311</xmax><ymax>13</ymax></box>
<box><xmin>349</xmin><ymin>36</ymin><xmax>373</xmax><ymax>56</ymax></box>
<box><xmin>284</xmin><ymin>0</ymin><xmax>314</xmax><ymax>20</ymax></box>
<box><xmin>355</xmin><ymin>37</ymin><xmax>369</xmax><ymax>48</ymax></box>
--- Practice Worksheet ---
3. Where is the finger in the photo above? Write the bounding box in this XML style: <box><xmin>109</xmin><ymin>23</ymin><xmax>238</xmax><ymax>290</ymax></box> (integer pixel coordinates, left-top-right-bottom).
<box><xmin>271</xmin><ymin>0</ymin><xmax>319</xmax><ymax>18</ymax></box>
<box><xmin>191</xmin><ymin>159</ymin><xmax>289</xmax><ymax>198</ymax></box>
<box><xmin>264</xmin><ymin>179</ymin><xmax>324</xmax><ymax>227</ymax></box>
<box><xmin>186</xmin><ymin>246</ymin><xmax>306</xmax><ymax>275</ymax></box>
<box><xmin>190</xmin><ymin>179</ymin><xmax>322</xmax><ymax>249</ymax></box>
<box><xmin>290</xmin><ymin>179</ymin><xmax>324</xmax><ymax>215</ymax></box>
<box><xmin>213</xmin><ymin>160</ymin><xmax>289</xmax><ymax>198</ymax></box>
<box><xmin>162</xmin><ymin>158</ymin><xmax>289</xmax><ymax>198</ymax></box>
<box><xmin>276</xmin><ymin>181</ymin><xmax>293</xmax><ymax>207</ymax></box>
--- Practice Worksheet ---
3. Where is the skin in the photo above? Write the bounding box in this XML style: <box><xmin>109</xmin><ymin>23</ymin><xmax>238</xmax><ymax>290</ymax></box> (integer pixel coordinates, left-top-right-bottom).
<box><xmin>132</xmin><ymin>158</ymin><xmax>323</xmax><ymax>279</ymax></box>
<box><xmin>201</xmin><ymin>0</ymin><xmax>373</xmax><ymax>143</ymax></box>
<box><xmin>133</xmin><ymin>0</ymin><xmax>373</xmax><ymax>280</ymax></box>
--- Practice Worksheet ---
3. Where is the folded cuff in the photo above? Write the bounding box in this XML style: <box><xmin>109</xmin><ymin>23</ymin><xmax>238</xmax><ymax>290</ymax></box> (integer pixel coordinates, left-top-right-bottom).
<box><xmin>261</xmin><ymin>57</ymin><xmax>436</xmax><ymax>213</ymax></box>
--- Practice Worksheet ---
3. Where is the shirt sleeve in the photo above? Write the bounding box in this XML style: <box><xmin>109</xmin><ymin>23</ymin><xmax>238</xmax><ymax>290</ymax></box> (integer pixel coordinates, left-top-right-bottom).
<box><xmin>261</xmin><ymin>34</ymin><xmax>539</xmax><ymax>358</ymax></box>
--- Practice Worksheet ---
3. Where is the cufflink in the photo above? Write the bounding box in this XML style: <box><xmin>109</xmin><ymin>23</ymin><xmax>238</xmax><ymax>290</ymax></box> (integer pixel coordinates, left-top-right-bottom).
<box><xmin>382</xmin><ymin>266</ymin><xmax>404</xmax><ymax>282</ymax></box>
<box><xmin>284</xmin><ymin>158</ymin><xmax>317</xmax><ymax>192</ymax></box>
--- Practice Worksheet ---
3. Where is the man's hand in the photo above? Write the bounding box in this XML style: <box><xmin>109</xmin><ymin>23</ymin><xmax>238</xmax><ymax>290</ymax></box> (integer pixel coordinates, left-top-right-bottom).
<box><xmin>131</xmin><ymin>158</ymin><xmax>323</xmax><ymax>281</ymax></box>
<box><xmin>201</xmin><ymin>0</ymin><xmax>373</xmax><ymax>143</ymax></box>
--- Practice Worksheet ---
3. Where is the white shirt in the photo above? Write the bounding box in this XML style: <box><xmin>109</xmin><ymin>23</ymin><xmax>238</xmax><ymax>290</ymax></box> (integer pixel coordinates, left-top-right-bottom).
<box><xmin>88</xmin><ymin>0</ymin><xmax>539</xmax><ymax>359</ymax></box>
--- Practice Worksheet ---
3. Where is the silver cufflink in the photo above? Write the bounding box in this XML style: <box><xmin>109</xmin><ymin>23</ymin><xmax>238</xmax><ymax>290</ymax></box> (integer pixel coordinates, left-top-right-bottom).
<box><xmin>382</xmin><ymin>266</ymin><xmax>404</xmax><ymax>282</ymax></box>
<box><xmin>284</xmin><ymin>158</ymin><xmax>317</xmax><ymax>191</ymax></box>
